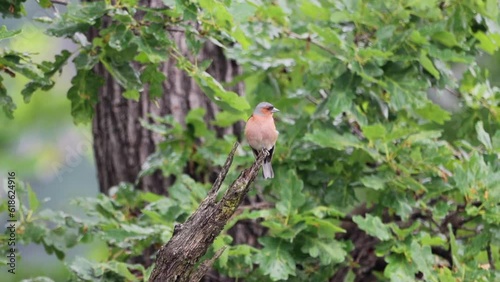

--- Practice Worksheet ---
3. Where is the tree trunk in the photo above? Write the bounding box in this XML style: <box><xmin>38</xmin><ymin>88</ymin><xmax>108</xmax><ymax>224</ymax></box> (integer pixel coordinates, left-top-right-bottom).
<box><xmin>89</xmin><ymin>0</ymin><xmax>243</xmax><ymax>196</ymax></box>
<box><xmin>87</xmin><ymin>0</ymin><xmax>254</xmax><ymax>276</ymax></box>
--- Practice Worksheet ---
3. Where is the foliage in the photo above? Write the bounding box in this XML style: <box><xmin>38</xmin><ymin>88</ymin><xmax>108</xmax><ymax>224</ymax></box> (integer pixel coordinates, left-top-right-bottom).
<box><xmin>1</xmin><ymin>0</ymin><xmax>500</xmax><ymax>281</ymax></box>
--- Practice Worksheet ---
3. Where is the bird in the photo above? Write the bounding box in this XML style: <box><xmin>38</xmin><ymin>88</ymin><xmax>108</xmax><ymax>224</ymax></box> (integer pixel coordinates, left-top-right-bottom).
<box><xmin>244</xmin><ymin>102</ymin><xmax>280</xmax><ymax>179</ymax></box>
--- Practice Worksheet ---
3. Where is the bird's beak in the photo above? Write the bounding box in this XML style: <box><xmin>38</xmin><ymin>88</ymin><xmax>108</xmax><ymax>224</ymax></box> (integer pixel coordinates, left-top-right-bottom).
<box><xmin>271</xmin><ymin>107</ymin><xmax>280</xmax><ymax>113</ymax></box>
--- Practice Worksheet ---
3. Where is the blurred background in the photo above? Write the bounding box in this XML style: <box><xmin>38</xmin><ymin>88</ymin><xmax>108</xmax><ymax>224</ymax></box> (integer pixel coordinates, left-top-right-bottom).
<box><xmin>0</xmin><ymin>2</ymin><xmax>102</xmax><ymax>281</ymax></box>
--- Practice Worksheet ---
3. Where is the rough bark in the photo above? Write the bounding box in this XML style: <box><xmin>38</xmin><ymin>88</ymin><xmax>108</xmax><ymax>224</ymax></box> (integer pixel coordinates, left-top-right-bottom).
<box><xmin>87</xmin><ymin>11</ymin><xmax>391</xmax><ymax>278</ymax></box>
<box><xmin>89</xmin><ymin>0</ymin><xmax>243</xmax><ymax>196</ymax></box>
<box><xmin>87</xmin><ymin>0</ymin><xmax>260</xmax><ymax>277</ymax></box>
<box><xmin>149</xmin><ymin>144</ymin><xmax>268</xmax><ymax>282</ymax></box>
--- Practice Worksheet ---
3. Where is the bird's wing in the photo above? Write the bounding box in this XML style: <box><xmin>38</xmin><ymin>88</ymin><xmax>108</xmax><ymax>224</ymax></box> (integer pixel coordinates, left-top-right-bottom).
<box><xmin>265</xmin><ymin>146</ymin><xmax>274</xmax><ymax>163</ymax></box>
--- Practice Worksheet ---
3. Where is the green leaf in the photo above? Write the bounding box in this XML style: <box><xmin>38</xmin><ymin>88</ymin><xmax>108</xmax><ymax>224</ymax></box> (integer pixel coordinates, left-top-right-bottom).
<box><xmin>69</xmin><ymin>257</ymin><xmax>104</xmax><ymax>280</ymax></box>
<box><xmin>362</xmin><ymin>124</ymin><xmax>386</xmax><ymax>141</ymax></box>
<box><xmin>301</xmin><ymin>238</ymin><xmax>346</xmax><ymax>265</ymax></box>
<box><xmin>101</xmin><ymin>58</ymin><xmax>143</xmax><ymax>91</ymax></box>
<box><xmin>276</xmin><ymin>170</ymin><xmax>306</xmax><ymax>217</ymax></box>
<box><xmin>303</xmin><ymin>216</ymin><xmax>345</xmax><ymax>236</ymax></box>
<box><xmin>409</xmin><ymin>30</ymin><xmax>428</xmax><ymax>45</ymax></box>
<box><xmin>27</xmin><ymin>184</ymin><xmax>40</xmax><ymax>212</ymax></box>
<box><xmin>0</xmin><ymin>25</ymin><xmax>21</xmax><ymax>40</ymax></box>
<box><xmin>304</xmin><ymin>129</ymin><xmax>363</xmax><ymax>151</ymax></box>
<box><xmin>141</xmin><ymin>210</ymin><xmax>169</xmax><ymax>224</ymax></box>
<box><xmin>47</xmin><ymin>2</ymin><xmax>108</xmax><ymax>37</ymax></box>
<box><xmin>448</xmin><ymin>224</ymin><xmax>462</xmax><ymax>273</ymax></box>
<box><xmin>465</xmin><ymin>231</ymin><xmax>490</xmax><ymax>257</ymax></box>
<box><xmin>410</xmin><ymin>241</ymin><xmax>436</xmax><ymax>281</ymax></box>
<box><xmin>39</xmin><ymin>0</ymin><xmax>53</xmax><ymax>8</ymax></box>
<box><xmin>212</xmin><ymin>235</ymin><xmax>230</xmax><ymax>268</ymax></box>
<box><xmin>406</xmin><ymin>130</ymin><xmax>442</xmax><ymax>143</ymax></box>
<box><xmin>427</xmin><ymin>45</ymin><xmax>474</xmax><ymax>63</ymax></box>
<box><xmin>0</xmin><ymin>78</ymin><xmax>15</xmax><ymax>118</ymax></box>
<box><xmin>384</xmin><ymin>70</ymin><xmax>428</xmax><ymax>110</ymax></box>
<box><xmin>476</xmin><ymin>121</ymin><xmax>492</xmax><ymax>150</ymax></box>
<box><xmin>0</xmin><ymin>52</ymin><xmax>47</xmax><ymax>82</ymax></box>
<box><xmin>360</xmin><ymin>175</ymin><xmax>386</xmax><ymax>190</ymax></box>
<box><xmin>0</xmin><ymin>0</ymin><xmax>26</xmax><ymax>18</ymax></box>
<box><xmin>419</xmin><ymin>51</ymin><xmax>440</xmax><ymax>79</ymax></box>
<box><xmin>193</xmin><ymin>70</ymin><xmax>250</xmax><ymax>113</ymax></box>
<box><xmin>301</xmin><ymin>0</ymin><xmax>329</xmax><ymax>21</ymax></box>
<box><xmin>107</xmin><ymin>24</ymin><xmax>135</xmax><ymax>52</ymax></box>
<box><xmin>474</xmin><ymin>32</ymin><xmax>500</xmax><ymax>54</ymax></box>
<box><xmin>309</xmin><ymin>24</ymin><xmax>344</xmax><ymax>48</ymax></box>
<box><xmin>104</xmin><ymin>261</ymin><xmax>140</xmax><ymax>282</ymax></box>
<box><xmin>231</xmin><ymin>26</ymin><xmax>251</xmax><ymax>50</ymax></box>
<box><xmin>262</xmin><ymin>218</ymin><xmax>308</xmax><ymax>240</ymax></box>
<box><xmin>74</xmin><ymin>52</ymin><xmax>100</xmax><ymax>70</ymax></box>
<box><xmin>43</xmin><ymin>50</ymin><xmax>72</xmax><ymax>77</ymax></box>
<box><xmin>186</xmin><ymin>108</ymin><xmax>212</xmax><ymax>138</ymax></box>
<box><xmin>485</xmin><ymin>0</ymin><xmax>499</xmax><ymax>18</ymax></box>
<box><xmin>140</xmin><ymin>65</ymin><xmax>166</xmax><ymax>99</ymax></box>
<box><xmin>420</xmin><ymin>234</ymin><xmax>446</xmax><ymax>246</ymax></box>
<box><xmin>228</xmin><ymin>1</ymin><xmax>257</xmax><ymax>22</ymax></box>
<box><xmin>67</xmin><ymin>69</ymin><xmax>103</xmax><ymax>123</ymax></box>
<box><xmin>415</xmin><ymin>102</ymin><xmax>450</xmax><ymax>124</ymax></box>
<box><xmin>353</xmin><ymin>214</ymin><xmax>391</xmax><ymax>241</ymax></box>
<box><xmin>213</xmin><ymin>110</ymin><xmax>242</xmax><ymax>127</ymax></box>
<box><xmin>21</xmin><ymin>50</ymin><xmax>72</xmax><ymax>102</ymax></box>
<box><xmin>357</xmin><ymin>48</ymin><xmax>393</xmax><ymax>61</ymax></box>
<box><xmin>133</xmin><ymin>20</ymin><xmax>170</xmax><ymax>62</ymax></box>
<box><xmin>330</xmin><ymin>11</ymin><xmax>351</xmax><ymax>23</ymax></box>
<box><xmin>327</xmin><ymin>89</ymin><xmax>353</xmax><ymax>118</ymax></box>
<box><xmin>384</xmin><ymin>254</ymin><xmax>417</xmax><ymax>282</ymax></box>
<box><xmin>492</xmin><ymin>131</ymin><xmax>500</xmax><ymax>152</ymax></box>
<box><xmin>256</xmin><ymin>238</ymin><xmax>296</xmax><ymax>281</ymax></box>
<box><xmin>431</xmin><ymin>31</ymin><xmax>458</xmax><ymax>47</ymax></box>
<box><xmin>436</xmin><ymin>267</ymin><xmax>456</xmax><ymax>282</ymax></box>
<box><xmin>123</xmin><ymin>89</ymin><xmax>140</xmax><ymax>101</ymax></box>
<box><xmin>199</xmin><ymin>0</ymin><xmax>234</xmax><ymax>29</ymax></box>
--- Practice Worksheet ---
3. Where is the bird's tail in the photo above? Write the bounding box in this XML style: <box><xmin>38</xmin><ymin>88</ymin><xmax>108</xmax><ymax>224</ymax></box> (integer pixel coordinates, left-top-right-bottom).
<box><xmin>262</xmin><ymin>161</ymin><xmax>274</xmax><ymax>179</ymax></box>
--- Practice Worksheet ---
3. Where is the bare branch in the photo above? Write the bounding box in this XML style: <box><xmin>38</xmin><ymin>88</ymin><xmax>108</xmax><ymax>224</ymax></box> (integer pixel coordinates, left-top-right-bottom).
<box><xmin>288</xmin><ymin>32</ymin><xmax>337</xmax><ymax>56</ymax></box>
<box><xmin>50</xmin><ymin>0</ymin><xmax>68</xmax><ymax>5</ymax></box>
<box><xmin>188</xmin><ymin>247</ymin><xmax>227</xmax><ymax>281</ymax></box>
<box><xmin>166</xmin><ymin>27</ymin><xmax>186</xmax><ymax>33</ymax></box>
<box><xmin>149</xmin><ymin>143</ymin><xmax>269</xmax><ymax>281</ymax></box>
<box><xmin>487</xmin><ymin>244</ymin><xmax>496</xmax><ymax>270</ymax></box>
<box><xmin>207</xmin><ymin>142</ymin><xmax>239</xmax><ymax>199</ymax></box>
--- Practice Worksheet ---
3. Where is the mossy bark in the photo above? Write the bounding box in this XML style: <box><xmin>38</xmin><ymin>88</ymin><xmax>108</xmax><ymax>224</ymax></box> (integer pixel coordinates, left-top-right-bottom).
<box><xmin>149</xmin><ymin>144</ymin><xmax>268</xmax><ymax>281</ymax></box>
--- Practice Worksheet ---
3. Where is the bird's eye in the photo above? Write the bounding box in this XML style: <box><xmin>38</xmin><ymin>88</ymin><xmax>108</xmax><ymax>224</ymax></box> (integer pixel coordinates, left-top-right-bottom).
<box><xmin>267</xmin><ymin>106</ymin><xmax>274</xmax><ymax>110</ymax></box>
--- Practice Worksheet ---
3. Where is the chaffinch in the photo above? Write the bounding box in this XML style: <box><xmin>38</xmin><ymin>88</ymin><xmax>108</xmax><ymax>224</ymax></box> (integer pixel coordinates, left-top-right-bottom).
<box><xmin>244</xmin><ymin>102</ymin><xmax>280</xmax><ymax>179</ymax></box>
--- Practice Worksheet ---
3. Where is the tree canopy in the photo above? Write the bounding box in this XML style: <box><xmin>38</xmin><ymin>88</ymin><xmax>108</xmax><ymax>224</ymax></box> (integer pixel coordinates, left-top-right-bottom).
<box><xmin>1</xmin><ymin>0</ymin><xmax>500</xmax><ymax>281</ymax></box>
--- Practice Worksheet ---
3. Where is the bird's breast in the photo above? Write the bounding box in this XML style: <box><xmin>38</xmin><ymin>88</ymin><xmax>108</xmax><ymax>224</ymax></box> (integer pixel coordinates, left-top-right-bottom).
<box><xmin>245</xmin><ymin>116</ymin><xmax>278</xmax><ymax>150</ymax></box>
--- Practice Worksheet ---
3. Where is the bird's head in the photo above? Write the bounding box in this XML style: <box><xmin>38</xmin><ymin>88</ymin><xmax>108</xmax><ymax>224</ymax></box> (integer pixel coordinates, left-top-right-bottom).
<box><xmin>254</xmin><ymin>102</ymin><xmax>280</xmax><ymax>116</ymax></box>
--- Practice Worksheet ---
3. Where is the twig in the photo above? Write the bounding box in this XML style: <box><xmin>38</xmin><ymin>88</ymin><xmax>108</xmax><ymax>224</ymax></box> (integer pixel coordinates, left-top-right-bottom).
<box><xmin>445</xmin><ymin>87</ymin><xmax>461</xmax><ymax>98</ymax></box>
<box><xmin>166</xmin><ymin>27</ymin><xmax>186</xmax><ymax>33</ymax></box>
<box><xmin>50</xmin><ymin>0</ymin><xmax>68</xmax><ymax>5</ymax></box>
<box><xmin>288</xmin><ymin>32</ymin><xmax>337</xmax><ymax>56</ymax></box>
<box><xmin>306</xmin><ymin>95</ymin><xmax>320</xmax><ymax>105</ymax></box>
<box><xmin>487</xmin><ymin>244</ymin><xmax>496</xmax><ymax>270</ymax></box>
<box><xmin>237</xmin><ymin>202</ymin><xmax>273</xmax><ymax>211</ymax></box>
<box><xmin>188</xmin><ymin>247</ymin><xmax>227</xmax><ymax>281</ymax></box>
<box><xmin>207</xmin><ymin>142</ymin><xmax>239</xmax><ymax>199</ymax></box>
